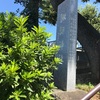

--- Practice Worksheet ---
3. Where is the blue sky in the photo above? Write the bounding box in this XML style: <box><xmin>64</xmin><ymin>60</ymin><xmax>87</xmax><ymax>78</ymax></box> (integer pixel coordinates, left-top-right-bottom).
<box><xmin>0</xmin><ymin>0</ymin><xmax>24</xmax><ymax>14</ymax></box>
<box><xmin>0</xmin><ymin>0</ymin><xmax>99</xmax><ymax>41</ymax></box>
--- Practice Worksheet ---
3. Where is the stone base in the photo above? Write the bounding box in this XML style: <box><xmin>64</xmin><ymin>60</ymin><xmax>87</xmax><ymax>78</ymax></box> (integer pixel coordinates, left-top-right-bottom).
<box><xmin>52</xmin><ymin>89</ymin><xmax>86</xmax><ymax>100</ymax></box>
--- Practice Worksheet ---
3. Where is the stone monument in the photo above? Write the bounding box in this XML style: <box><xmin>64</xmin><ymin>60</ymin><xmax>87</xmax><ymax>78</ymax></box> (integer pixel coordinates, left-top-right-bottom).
<box><xmin>54</xmin><ymin>0</ymin><xmax>78</xmax><ymax>91</ymax></box>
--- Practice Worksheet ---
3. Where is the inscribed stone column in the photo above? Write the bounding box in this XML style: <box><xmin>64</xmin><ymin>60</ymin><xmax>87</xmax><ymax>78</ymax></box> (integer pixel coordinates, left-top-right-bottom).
<box><xmin>54</xmin><ymin>0</ymin><xmax>78</xmax><ymax>91</ymax></box>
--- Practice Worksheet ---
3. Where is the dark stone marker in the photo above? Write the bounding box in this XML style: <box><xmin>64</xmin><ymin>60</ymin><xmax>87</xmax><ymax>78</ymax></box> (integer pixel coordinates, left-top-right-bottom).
<box><xmin>54</xmin><ymin>0</ymin><xmax>78</xmax><ymax>91</ymax></box>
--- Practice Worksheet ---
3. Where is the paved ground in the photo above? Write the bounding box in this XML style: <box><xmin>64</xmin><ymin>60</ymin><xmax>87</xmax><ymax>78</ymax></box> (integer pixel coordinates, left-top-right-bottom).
<box><xmin>52</xmin><ymin>89</ymin><xmax>87</xmax><ymax>100</ymax></box>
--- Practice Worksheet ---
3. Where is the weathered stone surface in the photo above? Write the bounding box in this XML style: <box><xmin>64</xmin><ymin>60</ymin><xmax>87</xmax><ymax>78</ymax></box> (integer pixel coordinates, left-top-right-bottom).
<box><xmin>52</xmin><ymin>89</ymin><xmax>86</xmax><ymax>100</ymax></box>
<box><xmin>54</xmin><ymin>0</ymin><xmax>78</xmax><ymax>91</ymax></box>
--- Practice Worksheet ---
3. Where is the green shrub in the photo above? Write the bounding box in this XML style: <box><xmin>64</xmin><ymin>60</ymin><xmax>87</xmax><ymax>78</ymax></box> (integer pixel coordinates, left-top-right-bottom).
<box><xmin>0</xmin><ymin>14</ymin><xmax>62</xmax><ymax>100</ymax></box>
<box><xmin>0</xmin><ymin>12</ymin><xmax>15</xmax><ymax>46</ymax></box>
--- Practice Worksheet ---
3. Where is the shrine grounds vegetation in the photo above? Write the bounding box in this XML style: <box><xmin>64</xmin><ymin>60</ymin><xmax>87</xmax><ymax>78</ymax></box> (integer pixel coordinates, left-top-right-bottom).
<box><xmin>76</xmin><ymin>83</ymin><xmax>100</xmax><ymax>100</ymax></box>
<box><xmin>0</xmin><ymin>13</ymin><xmax>62</xmax><ymax>100</ymax></box>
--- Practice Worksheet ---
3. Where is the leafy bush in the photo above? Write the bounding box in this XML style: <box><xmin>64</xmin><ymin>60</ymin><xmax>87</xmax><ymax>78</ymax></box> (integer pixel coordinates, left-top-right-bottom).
<box><xmin>0</xmin><ymin>14</ymin><xmax>61</xmax><ymax>100</ymax></box>
<box><xmin>0</xmin><ymin>12</ymin><xmax>15</xmax><ymax>46</ymax></box>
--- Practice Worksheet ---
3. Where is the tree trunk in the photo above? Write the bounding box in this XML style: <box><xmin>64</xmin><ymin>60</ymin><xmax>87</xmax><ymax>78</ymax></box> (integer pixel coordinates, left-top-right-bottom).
<box><xmin>50</xmin><ymin>0</ymin><xmax>100</xmax><ymax>82</ymax></box>
<box><xmin>26</xmin><ymin>0</ymin><xmax>40</xmax><ymax>30</ymax></box>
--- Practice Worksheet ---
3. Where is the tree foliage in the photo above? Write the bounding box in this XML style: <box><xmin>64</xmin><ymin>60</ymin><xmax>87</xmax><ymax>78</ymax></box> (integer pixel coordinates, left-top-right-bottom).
<box><xmin>79</xmin><ymin>4</ymin><xmax>100</xmax><ymax>32</ymax></box>
<box><xmin>15</xmin><ymin>0</ymin><xmax>40</xmax><ymax>29</ymax></box>
<box><xmin>39</xmin><ymin>0</ymin><xmax>57</xmax><ymax>25</ymax></box>
<box><xmin>0</xmin><ymin>12</ymin><xmax>15</xmax><ymax>46</ymax></box>
<box><xmin>14</xmin><ymin>0</ymin><xmax>57</xmax><ymax>26</ymax></box>
<box><xmin>0</xmin><ymin>13</ymin><xmax>62</xmax><ymax>100</ymax></box>
<box><xmin>14</xmin><ymin>0</ymin><xmax>100</xmax><ymax>28</ymax></box>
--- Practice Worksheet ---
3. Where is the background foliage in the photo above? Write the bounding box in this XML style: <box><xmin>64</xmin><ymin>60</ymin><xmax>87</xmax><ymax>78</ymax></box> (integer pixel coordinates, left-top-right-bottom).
<box><xmin>14</xmin><ymin>0</ymin><xmax>100</xmax><ymax>27</ymax></box>
<box><xmin>79</xmin><ymin>4</ymin><xmax>100</xmax><ymax>32</ymax></box>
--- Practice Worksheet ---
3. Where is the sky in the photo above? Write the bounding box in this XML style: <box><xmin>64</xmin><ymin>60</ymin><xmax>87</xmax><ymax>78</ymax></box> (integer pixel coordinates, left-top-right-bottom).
<box><xmin>0</xmin><ymin>0</ymin><xmax>99</xmax><ymax>41</ymax></box>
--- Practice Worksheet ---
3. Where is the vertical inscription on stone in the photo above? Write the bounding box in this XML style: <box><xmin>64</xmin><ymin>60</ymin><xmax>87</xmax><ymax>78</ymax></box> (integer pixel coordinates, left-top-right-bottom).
<box><xmin>54</xmin><ymin>0</ymin><xmax>78</xmax><ymax>91</ymax></box>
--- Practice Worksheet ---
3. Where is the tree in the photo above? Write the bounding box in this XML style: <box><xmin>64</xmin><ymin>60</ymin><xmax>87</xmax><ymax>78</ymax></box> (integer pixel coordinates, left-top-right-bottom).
<box><xmin>14</xmin><ymin>0</ymin><xmax>100</xmax><ymax>27</ymax></box>
<box><xmin>14</xmin><ymin>0</ymin><xmax>100</xmax><ymax>82</ymax></box>
<box><xmin>14</xmin><ymin>0</ymin><xmax>57</xmax><ymax>27</ymax></box>
<box><xmin>15</xmin><ymin>0</ymin><xmax>40</xmax><ymax>30</ymax></box>
<box><xmin>39</xmin><ymin>0</ymin><xmax>57</xmax><ymax>25</ymax></box>
<box><xmin>79</xmin><ymin>4</ymin><xmax>100</xmax><ymax>32</ymax></box>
